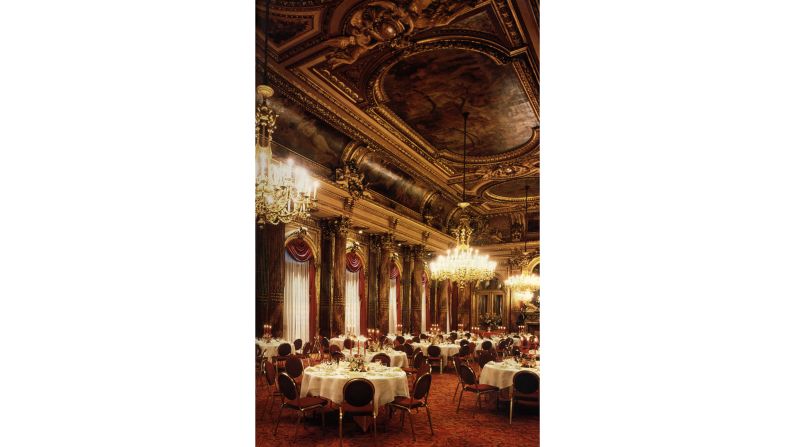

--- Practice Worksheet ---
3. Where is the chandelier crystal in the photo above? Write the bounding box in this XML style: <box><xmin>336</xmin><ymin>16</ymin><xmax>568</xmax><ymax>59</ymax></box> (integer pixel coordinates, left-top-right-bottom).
<box><xmin>429</xmin><ymin>214</ymin><xmax>496</xmax><ymax>283</ymax></box>
<box><xmin>506</xmin><ymin>182</ymin><xmax>539</xmax><ymax>299</ymax></box>
<box><xmin>429</xmin><ymin>111</ymin><xmax>496</xmax><ymax>283</ymax></box>
<box><xmin>255</xmin><ymin>85</ymin><xmax>317</xmax><ymax>225</ymax></box>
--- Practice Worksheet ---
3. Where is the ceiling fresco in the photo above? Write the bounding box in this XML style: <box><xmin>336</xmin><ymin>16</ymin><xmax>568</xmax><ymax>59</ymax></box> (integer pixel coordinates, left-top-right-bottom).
<box><xmin>268</xmin><ymin>94</ymin><xmax>350</xmax><ymax>172</ymax></box>
<box><xmin>382</xmin><ymin>49</ymin><xmax>537</xmax><ymax>157</ymax></box>
<box><xmin>358</xmin><ymin>153</ymin><xmax>429</xmax><ymax>213</ymax></box>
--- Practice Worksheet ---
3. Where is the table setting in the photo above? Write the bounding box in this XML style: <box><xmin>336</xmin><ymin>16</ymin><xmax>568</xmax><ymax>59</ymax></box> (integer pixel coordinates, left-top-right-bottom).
<box><xmin>300</xmin><ymin>359</ymin><xmax>409</xmax><ymax>414</ymax></box>
<box><xmin>479</xmin><ymin>357</ymin><xmax>540</xmax><ymax>390</ymax></box>
<box><xmin>414</xmin><ymin>341</ymin><xmax>461</xmax><ymax>367</ymax></box>
<box><xmin>255</xmin><ymin>337</ymin><xmax>294</xmax><ymax>360</ymax></box>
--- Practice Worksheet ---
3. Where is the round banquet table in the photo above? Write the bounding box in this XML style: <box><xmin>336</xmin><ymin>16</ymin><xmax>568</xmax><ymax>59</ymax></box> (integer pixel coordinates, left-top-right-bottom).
<box><xmin>300</xmin><ymin>363</ymin><xmax>410</xmax><ymax>415</ymax></box>
<box><xmin>363</xmin><ymin>350</ymin><xmax>408</xmax><ymax>368</ymax></box>
<box><xmin>255</xmin><ymin>339</ymin><xmax>295</xmax><ymax>360</ymax></box>
<box><xmin>479</xmin><ymin>360</ymin><xmax>540</xmax><ymax>390</ymax></box>
<box><xmin>414</xmin><ymin>342</ymin><xmax>460</xmax><ymax>367</ymax></box>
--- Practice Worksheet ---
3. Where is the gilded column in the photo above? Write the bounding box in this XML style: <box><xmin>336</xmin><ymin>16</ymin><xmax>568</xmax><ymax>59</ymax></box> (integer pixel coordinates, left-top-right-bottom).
<box><xmin>264</xmin><ymin>222</ymin><xmax>285</xmax><ymax>337</ymax></box>
<box><xmin>410</xmin><ymin>245</ymin><xmax>424</xmax><ymax>335</ymax></box>
<box><xmin>319</xmin><ymin>220</ymin><xmax>335</xmax><ymax>337</ymax></box>
<box><xmin>377</xmin><ymin>233</ymin><xmax>394</xmax><ymax>333</ymax></box>
<box><xmin>331</xmin><ymin>217</ymin><xmax>349</xmax><ymax>336</ymax></box>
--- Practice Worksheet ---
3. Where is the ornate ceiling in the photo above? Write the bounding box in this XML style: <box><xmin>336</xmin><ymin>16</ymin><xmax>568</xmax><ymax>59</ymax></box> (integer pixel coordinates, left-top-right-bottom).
<box><xmin>257</xmin><ymin>0</ymin><xmax>539</xmax><ymax>248</ymax></box>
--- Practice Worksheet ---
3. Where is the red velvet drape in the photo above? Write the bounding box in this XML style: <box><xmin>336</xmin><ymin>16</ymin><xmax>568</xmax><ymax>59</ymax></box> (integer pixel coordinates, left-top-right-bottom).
<box><xmin>285</xmin><ymin>238</ymin><xmax>317</xmax><ymax>340</ymax></box>
<box><xmin>345</xmin><ymin>252</ymin><xmax>367</xmax><ymax>335</ymax></box>
<box><xmin>390</xmin><ymin>261</ymin><xmax>401</xmax><ymax>327</ymax></box>
<box><xmin>422</xmin><ymin>272</ymin><xmax>430</xmax><ymax>331</ymax></box>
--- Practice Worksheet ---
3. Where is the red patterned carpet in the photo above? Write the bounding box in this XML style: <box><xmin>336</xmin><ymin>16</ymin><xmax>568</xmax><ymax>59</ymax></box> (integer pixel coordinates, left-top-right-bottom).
<box><xmin>256</xmin><ymin>366</ymin><xmax>539</xmax><ymax>447</ymax></box>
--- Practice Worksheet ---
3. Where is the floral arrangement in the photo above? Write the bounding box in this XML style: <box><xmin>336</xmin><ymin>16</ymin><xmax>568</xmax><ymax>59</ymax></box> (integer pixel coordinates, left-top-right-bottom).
<box><xmin>348</xmin><ymin>356</ymin><xmax>368</xmax><ymax>372</ymax></box>
<box><xmin>479</xmin><ymin>313</ymin><xmax>503</xmax><ymax>330</ymax></box>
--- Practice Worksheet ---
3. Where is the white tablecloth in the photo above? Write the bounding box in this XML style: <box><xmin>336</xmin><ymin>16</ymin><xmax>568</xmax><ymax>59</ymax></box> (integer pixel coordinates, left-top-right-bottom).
<box><xmin>300</xmin><ymin>364</ymin><xmax>409</xmax><ymax>414</ymax></box>
<box><xmin>479</xmin><ymin>360</ymin><xmax>540</xmax><ymax>390</ymax></box>
<box><xmin>256</xmin><ymin>339</ymin><xmax>295</xmax><ymax>359</ymax></box>
<box><xmin>414</xmin><ymin>342</ymin><xmax>460</xmax><ymax>367</ymax></box>
<box><xmin>363</xmin><ymin>350</ymin><xmax>408</xmax><ymax>368</ymax></box>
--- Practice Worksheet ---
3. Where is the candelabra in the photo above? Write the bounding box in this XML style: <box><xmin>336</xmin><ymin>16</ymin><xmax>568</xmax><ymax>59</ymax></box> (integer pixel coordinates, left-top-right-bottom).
<box><xmin>262</xmin><ymin>324</ymin><xmax>272</xmax><ymax>341</ymax></box>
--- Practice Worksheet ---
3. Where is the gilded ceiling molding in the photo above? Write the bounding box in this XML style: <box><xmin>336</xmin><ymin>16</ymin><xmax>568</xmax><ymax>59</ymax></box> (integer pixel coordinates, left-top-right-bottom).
<box><xmin>281</xmin><ymin>65</ymin><xmax>466</xmax><ymax>208</ymax></box>
<box><xmin>333</xmin><ymin>160</ymin><xmax>372</xmax><ymax>202</ymax></box>
<box><xmin>324</xmin><ymin>0</ymin><xmax>481</xmax><ymax>69</ymax></box>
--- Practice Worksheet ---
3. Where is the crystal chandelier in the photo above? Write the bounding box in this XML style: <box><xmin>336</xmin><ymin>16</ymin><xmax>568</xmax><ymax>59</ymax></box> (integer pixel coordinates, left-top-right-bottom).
<box><xmin>255</xmin><ymin>0</ymin><xmax>317</xmax><ymax>226</ymax></box>
<box><xmin>506</xmin><ymin>183</ymin><xmax>540</xmax><ymax>300</ymax></box>
<box><xmin>429</xmin><ymin>112</ymin><xmax>496</xmax><ymax>283</ymax></box>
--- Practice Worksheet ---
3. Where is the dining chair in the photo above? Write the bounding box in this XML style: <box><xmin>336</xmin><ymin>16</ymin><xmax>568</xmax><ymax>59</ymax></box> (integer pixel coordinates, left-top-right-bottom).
<box><xmin>478</xmin><ymin>350</ymin><xmax>497</xmax><ymax>370</ymax></box>
<box><xmin>426</xmin><ymin>345</ymin><xmax>443</xmax><ymax>374</ymax></box>
<box><xmin>451</xmin><ymin>355</ymin><xmax>465</xmax><ymax>400</ymax></box>
<box><xmin>320</xmin><ymin>337</ymin><xmax>331</xmax><ymax>358</ymax></box>
<box><xmin>387</xmin><ymin>372</ymin><xmax>434</xmax><ymax>441</ymax></box>
<box><xmin>510</xmin><ymin>370</ymin><xmax>540</xmax><ymax>424</ymax></box>
<box><xmin>261</xmin><ymin>360</ymin><xmax>281</xmax><ymax>420</ymax></box>
<box><xmin>372</xmin><ymin>352</ymin><xmax>391</xmax><ymax>366</ymax></box>
<box><xmin>343</xmin><ymin>338</ymin><xmax>355</xmax><ymax>354</ymax></box>
<box><xmin>395</xmin><ymin>335</ymin><xmax>405</xmax><ymax>345</ymax></box>
<box><xmin>456</xmin><ymin>364</ymin><xmax>499</xmax><ymax>415</ymax></box>
<box><xmin>275</xmin><ymin>343</ymin><xmax>293</xmax><ymax>371</ymax></box>
<box><xmin>402</xmin><ymin>351</ymin><xmax>425</xmax><ymax>379</ymax></box>
<box><xmin>274</xmin><ymin>373</ymin><xmax>329</xmax><ymax>441</ymax></box>
<box><xmin>340</xmin><ymin>378</ymin><xmax>377</xmax><ymax>447</ymax></box>
<box><xmin>284</xmin><ymin>355</ymin><xmax>304</xmax><ymax>388</ymax></box>
<box><xmin>331</xmin><ymin>351</ymin><xmax>346</xmax><ymax>362</ymax></box>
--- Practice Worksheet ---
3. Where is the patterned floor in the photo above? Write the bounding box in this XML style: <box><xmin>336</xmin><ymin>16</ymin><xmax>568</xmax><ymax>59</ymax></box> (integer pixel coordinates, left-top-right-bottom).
<box><xmin>256</xmin><ymin>364</ymin><xmax>539</xmax><ymax>447</ymax></box>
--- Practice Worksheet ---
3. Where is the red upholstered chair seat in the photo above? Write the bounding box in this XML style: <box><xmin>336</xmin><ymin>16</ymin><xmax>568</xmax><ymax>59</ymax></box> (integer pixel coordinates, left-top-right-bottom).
<box><xmin>464</xmin><ymin>383</ymin><xmax>500</xmax><ymax>392</ymax></box>
<box><xmin>514</xmin><ymin>391</ymin><xmax>540</xmax><ymax>401</ymax></box>
<box><xmin>390</xmin><ymin>396</ymin><xmax>424</xmax><ymax>408</ymax></box>
<box><xmin>341</xmin><ymin>402</ymin><xmax>374</xmax><ymax>414</ymax></box>
<box><xmin>284</xmin><ymin>396</ymin><xmax>327</xmax><ymax>410</ymax></box>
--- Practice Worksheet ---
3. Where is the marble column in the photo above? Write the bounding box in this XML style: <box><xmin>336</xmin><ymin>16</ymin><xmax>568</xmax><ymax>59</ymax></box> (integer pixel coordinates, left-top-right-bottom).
<box><xmin>367</xmin><ymin>234</ymin><xmax>380</xmax><ymax>330</ymax></box>
<box><xmin>410</xmin><ymin>245</ymin><xmax>424</xmax><ymax>335</ymax></box>
<box><xmin>255</xmin><ymin>223</ymin><xmax>266</xmax><ymax>337</ymax></box>
<box><xmin>262</xmin><ymin>222</ymin><xmax>285</xmax><ymax>337</ymax></box>
<box><xmin>331</xmin><ymin>217</ymin><xmax>349</xmax><ymax>336</ymax></box>
<box><xmin>401</xmin><ymin>244</ymin><xmax>412</xmax><ymax>332</ymax></box>
<box><xmin>377</xmin><ymin>233</ymin><xmax>394</xmax><ymax>333</ymax></box>
<box><xmin>458</xmin><ymin>282</ymin><xmax>472</xmax><ymax>331</ymax></box>
<box><xmin>319</xmin><ymin>220</ymin><xmax>334</xmax><ymax>338</ymax></box>
<box><xmin>438</xmin><ymin>279</ymin><xmax>449</xmax><ymax>330</ymax></box>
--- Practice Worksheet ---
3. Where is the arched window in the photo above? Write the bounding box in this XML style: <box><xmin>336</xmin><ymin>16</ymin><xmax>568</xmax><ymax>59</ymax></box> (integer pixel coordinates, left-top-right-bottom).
<box><xmin>344</xmin><ymin>251</ymin><xmax>367</xmax><ymax>336</ymax></box>
<box><xmin>389</xmin><ymin>261</ymin><xmax>401</xmax><ymax>334</ymax></box>
<box><xmin>283</xmin><ymin>238</ymin><xmax>316</xmax><ymax>344</ymax></box>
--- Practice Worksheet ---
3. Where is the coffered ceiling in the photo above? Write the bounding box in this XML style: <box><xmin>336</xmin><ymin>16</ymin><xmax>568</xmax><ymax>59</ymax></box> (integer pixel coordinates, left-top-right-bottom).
<box><xmin>257</xmin><ymin>0</ymin><xmax>539</xmax><ymax>247</ymax></box>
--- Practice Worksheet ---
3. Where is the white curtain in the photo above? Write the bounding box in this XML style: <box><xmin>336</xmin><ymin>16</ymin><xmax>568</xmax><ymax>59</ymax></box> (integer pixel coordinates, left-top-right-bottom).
<box><xmin>283</xmin><ymin>253</ymin><xmax>310</xmax><ymax>345</ymax></box>
<box><xmin>421</xmin><ymin>287</ymin><xmax>426</xmax><ymax>333</ymax></box>
<box><xmin>388</xmin><ymin>278</ymin><xmax>397</xmax><ymax>334</ymax></box>
<box><xmin>344</xmin><ymin>270</ymin><xmax>360</xmax><ymax>335</ymax></box>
